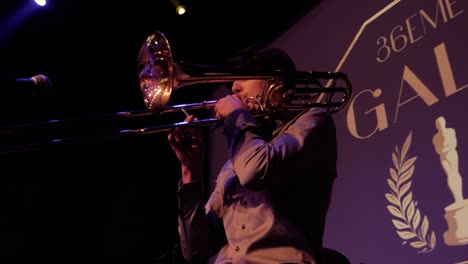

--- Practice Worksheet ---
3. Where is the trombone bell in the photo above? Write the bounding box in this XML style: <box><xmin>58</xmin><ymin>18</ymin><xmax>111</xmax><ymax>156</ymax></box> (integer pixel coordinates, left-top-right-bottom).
<box><xmin>137</xmin><ymin>32</ymin><xmax>174</xmax><ymax>114</ymax></box>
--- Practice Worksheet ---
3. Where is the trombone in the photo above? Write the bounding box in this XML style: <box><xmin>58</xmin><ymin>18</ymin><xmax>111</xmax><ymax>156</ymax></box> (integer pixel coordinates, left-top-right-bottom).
<box><xmin>0</xmin><ymin>31</ymin><xmax>352</xmax><ymax>154</ymax></box>
<box><xmin>129</xmin><ymin>31</ymin><xmax>352</xmax><ymax>133</ymax></box>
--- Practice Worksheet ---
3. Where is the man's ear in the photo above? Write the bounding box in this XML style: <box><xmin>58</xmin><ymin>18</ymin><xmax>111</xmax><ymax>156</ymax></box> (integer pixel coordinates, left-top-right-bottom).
<box><xmin>267</xmin><ymin>79</ymin><xmax>284</xmax><ymax>92</ymax></box>
<box><xmin>266</xmin><ymin>80</ymin><xmax>285</xmax><ymax>106</ymax></box>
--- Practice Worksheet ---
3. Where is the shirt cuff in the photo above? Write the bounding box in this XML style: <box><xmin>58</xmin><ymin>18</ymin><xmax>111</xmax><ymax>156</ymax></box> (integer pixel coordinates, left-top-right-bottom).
<box><xmin>177</xmin><ymin>179</ymin><xmax>204</xmax><ymax>214</ymax></box>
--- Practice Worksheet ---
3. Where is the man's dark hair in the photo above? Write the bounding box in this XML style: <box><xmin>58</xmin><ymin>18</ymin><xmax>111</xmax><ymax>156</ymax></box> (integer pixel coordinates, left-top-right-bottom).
<box><xmin>226</xmin><ymin>46</ymin><xmax>297</xmax><ymax>91</ymax></box>
<box><xmin>227</xmin><ymin>46</ymin><xmax>296</xmax><ymax>73</ymax></box>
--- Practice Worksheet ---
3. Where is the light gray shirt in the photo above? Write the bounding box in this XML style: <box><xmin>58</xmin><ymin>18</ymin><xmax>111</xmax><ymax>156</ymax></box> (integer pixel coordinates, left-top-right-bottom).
<box><xmin>177</xmin><ymin>107</ymin><xmax>337</xmax><ymax>264</ymax></box>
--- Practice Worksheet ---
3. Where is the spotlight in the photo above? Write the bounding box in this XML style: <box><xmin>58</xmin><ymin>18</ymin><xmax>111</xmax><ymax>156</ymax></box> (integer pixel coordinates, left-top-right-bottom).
<box><xmin>176</xmin><ymin>5</ymin><xmax>186</xmax><ymax>15</ymax></box>
<box><xmin>34</xmin><ymin>0</ymin><xmax>47</xmax><ymax>7</ymax></box>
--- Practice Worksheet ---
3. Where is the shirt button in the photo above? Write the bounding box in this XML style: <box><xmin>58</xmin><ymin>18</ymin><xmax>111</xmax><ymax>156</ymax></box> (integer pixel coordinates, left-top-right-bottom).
<box><xmin>235</xmin><ymin>246</ymin><xmax>240</xmax><ymax>251</ymax></box>
<box><xmin>241</xmin><ymin>224</ymin><xmax>245</xmax><ymax>229</ymax></box>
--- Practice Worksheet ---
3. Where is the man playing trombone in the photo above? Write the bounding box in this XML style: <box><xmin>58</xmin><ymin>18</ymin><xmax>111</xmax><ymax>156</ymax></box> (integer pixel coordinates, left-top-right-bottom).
<box><xmin>168</xmin><ymin>47</ymin><xmax>338</xmax><ymax>264</ymax></box>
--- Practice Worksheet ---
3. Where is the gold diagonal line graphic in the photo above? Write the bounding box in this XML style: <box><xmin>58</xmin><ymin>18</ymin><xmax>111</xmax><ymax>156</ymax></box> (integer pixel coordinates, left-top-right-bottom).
<box><xmin>336</xmin><ymin>0</ymin><xmax>401</xmax><ymax>71</ymax></box>
<box><xmin>324</xmin><ymin>0</ymin><xmax>401</xmax><ymax>90</ymax></box>
<box><xmin>335</xmin><ymin>0</ymin><xmax>402</xmax><ymax>73</ymax></box>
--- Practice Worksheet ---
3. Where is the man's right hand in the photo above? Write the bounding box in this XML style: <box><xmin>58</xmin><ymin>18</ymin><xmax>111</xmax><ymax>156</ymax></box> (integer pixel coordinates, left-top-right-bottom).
<box><xmin>167</xmin><ymin>115</ymin><xmax>206</xmax><ymax>183</ymax></box>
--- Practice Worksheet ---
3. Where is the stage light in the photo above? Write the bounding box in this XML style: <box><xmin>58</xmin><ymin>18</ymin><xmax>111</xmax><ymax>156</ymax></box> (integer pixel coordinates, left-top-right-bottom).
<box><xmin>176</xmin><ymin>5</ymin><xmax>186</xmax><ymax>15</ymax></box>
<box><xmin>0</xmin><ymin>0</ymin><xmax>46</xmax><ymax>47</ymax></box>
<box><xmin>34</xmin><ymin>0</ymin><xmax>47</xmax><ymax>7</ymax></box>
<box><xmin>170</xmin><ymin>0</ymin><xmax>187</xmax><ymax>16</ymax></box>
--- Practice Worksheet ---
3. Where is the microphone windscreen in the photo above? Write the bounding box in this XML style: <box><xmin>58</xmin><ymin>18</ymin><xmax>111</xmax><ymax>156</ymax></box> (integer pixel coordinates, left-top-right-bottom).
<box><xmin>31</xmin><ymin>74</ymin><xmax>53</xmax><ymax>96</ymax></box>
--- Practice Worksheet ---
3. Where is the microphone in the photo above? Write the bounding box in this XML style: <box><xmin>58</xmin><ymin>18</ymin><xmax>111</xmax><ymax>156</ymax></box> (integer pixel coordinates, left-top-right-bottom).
<box><xmin>1</xmin><ymin>74</ymin><xmax>53</xmax><ymax>97</ymax></box>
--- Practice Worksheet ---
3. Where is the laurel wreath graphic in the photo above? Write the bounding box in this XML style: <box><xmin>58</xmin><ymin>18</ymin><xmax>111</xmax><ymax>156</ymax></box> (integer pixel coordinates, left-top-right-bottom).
<box><xmin>385</xmin><ymin>131</ymin><xmax>436</xmax><ymax>253</ymax></box>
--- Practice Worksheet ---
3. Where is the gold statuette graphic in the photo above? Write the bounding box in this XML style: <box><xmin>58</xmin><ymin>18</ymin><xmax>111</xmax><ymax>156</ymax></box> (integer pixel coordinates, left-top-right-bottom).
<box><xmin>432</xmin><ymin>116</ymin><xmax>468</xmax><ymax>246</ymax></box>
